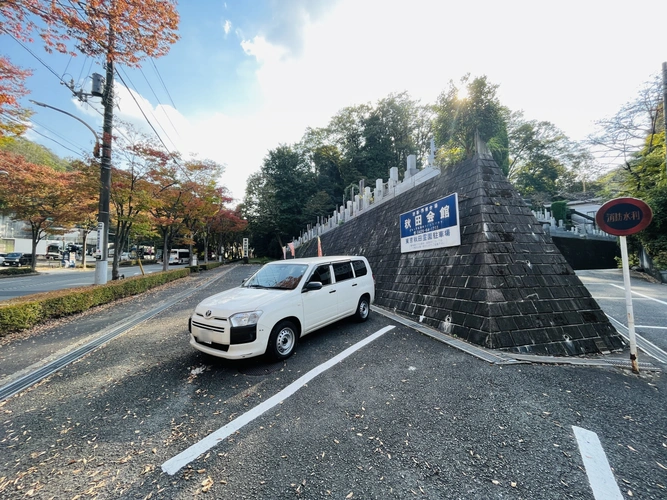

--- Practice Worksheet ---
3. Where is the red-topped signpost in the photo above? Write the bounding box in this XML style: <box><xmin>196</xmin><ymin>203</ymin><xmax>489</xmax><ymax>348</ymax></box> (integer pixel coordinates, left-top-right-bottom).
<box><xmin>596</xmin><ymin>197</ymin><xmax>653</xmax><ymax>373</ymax></box>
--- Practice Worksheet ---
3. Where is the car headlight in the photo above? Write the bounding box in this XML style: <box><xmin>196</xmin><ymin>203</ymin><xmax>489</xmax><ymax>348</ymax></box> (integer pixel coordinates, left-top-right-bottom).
<box><xmin>229</xmin><ymin>311</ymin><xmax>263</xmax><ymax>327</ymax></box>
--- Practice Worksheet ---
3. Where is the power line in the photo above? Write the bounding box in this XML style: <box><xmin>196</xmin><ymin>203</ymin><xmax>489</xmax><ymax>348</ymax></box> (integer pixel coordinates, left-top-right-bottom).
<box><xmin>151</xmin><ymin>58</ymin><xmax>177</xmax><ymax>109</ymax></box>
<box><xmin>116</xmin><ymin>66</ymin><xmax>180</xmax><ymax>152</ymax></box>
<box><xmin>138</xmin><ymin>66</ymin><xmax>181</xmax><ymax>140</ymax></box>
<box><xmin>0</xmin><ymin>111</ymin><xmax>85</xmax><ymax>158</ymax></box>
<box><xmin>76</xmin><ymin>55</ymin><xmax>89</xmax><ymax>89</ymax></box>
<box><xmin>114</xmin><ymin>67</ymin><xmax>182</xmax><ymax>165</ymax></box>
<box><xmin>113</xmin><ymin>68</ymin><xmax>196</xmax><ymax>184</ymax></box>
<box><xmin>1</xmin><ymin>28</ymin><xmax>69</xmax><ymax>86</ymax></box>
<box><xmin>30</xmin><ymin>117</ymin><xmax>89</xmax><ymax>151</ymax></box>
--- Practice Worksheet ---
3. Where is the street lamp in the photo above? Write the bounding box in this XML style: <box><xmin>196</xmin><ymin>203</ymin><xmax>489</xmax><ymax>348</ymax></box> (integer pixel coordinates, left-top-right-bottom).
<box><xmin>29</xmin><ymin>100</ymin><xmax>107</xmax><ymax>284</ymax></box>
<box><xmin>29</xmin><ymin>100</ymin><xmax>101</xmax><ymax>157</ymax></box>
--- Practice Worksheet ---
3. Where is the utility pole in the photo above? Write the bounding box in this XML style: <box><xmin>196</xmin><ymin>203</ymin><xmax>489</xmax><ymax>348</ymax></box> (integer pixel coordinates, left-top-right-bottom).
<box><xmin>94</xmin><ymin>56</ymin><xmax>114</xmax><ymax>286</ymax></box>
<box><xmin>662</xmin><ymin>62</ymin><xmax>667</xmax><ymax>173</ymax></box>
<box><xmin>63</xmin><ymin>68</ymin><xmax>110</xmax><ymax>284</ymax></box>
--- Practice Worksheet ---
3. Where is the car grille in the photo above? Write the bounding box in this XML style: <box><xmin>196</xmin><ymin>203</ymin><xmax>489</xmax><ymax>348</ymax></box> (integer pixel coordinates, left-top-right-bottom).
<box><xmin>191</xmin><ymin>320</ymin><xmax>225</xmax><ymax>334</ymax></box>
<box><xmin>194</xmin><ymin>338</ymin><xmax>229</xmax><ymax>351</ymax></box>
<box><xmin>195</xmin><ymin>312</ymin><xmax>227</xmax><ymax>321</ymax></box>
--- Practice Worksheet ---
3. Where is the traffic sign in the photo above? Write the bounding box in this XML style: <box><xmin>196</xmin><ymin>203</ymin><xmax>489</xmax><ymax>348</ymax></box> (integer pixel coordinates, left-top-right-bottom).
<box><xmin>595</xmin><ymin>197</ymin><xmax>653</xmax><ymax>236</ymax></box>
<box><xmin>595</xmin><ymin>197</ymin><xmax>653</xmax><ymax>374</ymax></box>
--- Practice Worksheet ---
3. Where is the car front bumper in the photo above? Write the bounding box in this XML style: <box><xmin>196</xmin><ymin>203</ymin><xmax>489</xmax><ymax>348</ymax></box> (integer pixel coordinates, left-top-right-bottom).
<box><xmin>189</xmin><ymin>316</ymin><xmax>266</xmax><ymax>359</ymax></box>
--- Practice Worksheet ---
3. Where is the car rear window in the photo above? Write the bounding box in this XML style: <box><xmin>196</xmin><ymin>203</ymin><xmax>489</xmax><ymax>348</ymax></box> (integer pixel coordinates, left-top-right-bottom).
<box><xmin>352</xmin><ymin>260</ymin><xmax>367</xmax><ymax>277</ymax></box>
<box><xmin>333</xmin><ymin>262</ymin><xmax>353</xmax><ymax>282</ymax></box>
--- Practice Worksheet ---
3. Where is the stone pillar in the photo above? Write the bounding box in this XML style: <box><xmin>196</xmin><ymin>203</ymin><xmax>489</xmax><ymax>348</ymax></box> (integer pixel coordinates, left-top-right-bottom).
<box><xmin>376</xmin><ymin>179</ymin><xmax>383</xmax><ymax>199</ymax></box>
<box><xmin>405</xmin><ymin>154</ymin><xmax>417</xmax><ymax>179</ymax></box>
<box><xmin>364</xmin><ymin>187</ymin><xmax>372</xmax><ymax>209</ymax></box>
<box><xmin>390</xmin><ymin>167</ymin><xmax>399</xmax><ymax>183</ymax></box>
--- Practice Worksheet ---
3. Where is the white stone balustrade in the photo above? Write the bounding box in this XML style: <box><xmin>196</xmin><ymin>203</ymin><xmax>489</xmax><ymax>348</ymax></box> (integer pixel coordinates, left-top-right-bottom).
<box><xmin>290</xmin><ymin>156</ymin><xmax>441</xmax><ymax>250</ymax></box>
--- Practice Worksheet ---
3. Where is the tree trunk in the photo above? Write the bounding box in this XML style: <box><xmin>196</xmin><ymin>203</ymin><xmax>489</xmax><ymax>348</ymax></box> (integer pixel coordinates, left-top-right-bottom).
<box><xmin>162</xmin><ymin>230</ymin><xmax>169</xmax><ymax>272</ymax></box>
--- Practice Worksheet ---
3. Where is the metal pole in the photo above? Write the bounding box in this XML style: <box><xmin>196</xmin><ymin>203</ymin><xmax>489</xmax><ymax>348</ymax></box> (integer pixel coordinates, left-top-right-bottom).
<box><xmin>29</xmin><ymin>100</ymin><xmax>100</xmax><ymax>155</ymax></box>
<box><xmin>94</xmin><ymin>57</ymin><xmax>114</xmax><ymax>286</ymax></box>
<box><xmin>662</xmin><ymin>62</ymin><xmax>667</xmax><ymax>173</ymax></box>
<box><xmin>619</xmin><ymin>235</ymin><xmax>639</xmax><ymax>373</ymax></box>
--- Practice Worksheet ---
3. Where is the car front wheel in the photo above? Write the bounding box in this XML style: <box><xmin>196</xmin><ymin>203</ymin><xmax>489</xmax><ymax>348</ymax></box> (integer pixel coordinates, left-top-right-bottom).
<box><xmin>267</xmin><ymin>320</ymin><xmax>298</xmax><ymax>360</ymax></box>
<box><xmin>354</xmin><ymin>295</ymin><xmax>370</xmax><ymax>322</ymax></box>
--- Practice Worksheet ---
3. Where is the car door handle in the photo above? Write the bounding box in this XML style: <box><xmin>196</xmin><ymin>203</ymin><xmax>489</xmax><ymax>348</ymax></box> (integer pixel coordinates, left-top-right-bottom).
<box><xmin>329</xmin><ymin>290</ymin><xmax>336</xmax><ymax>293</ymax></box>
<box><xmin>352</xmin><ymin>283</ymin><xmax>358</xmax><ymax>286</ymax></box>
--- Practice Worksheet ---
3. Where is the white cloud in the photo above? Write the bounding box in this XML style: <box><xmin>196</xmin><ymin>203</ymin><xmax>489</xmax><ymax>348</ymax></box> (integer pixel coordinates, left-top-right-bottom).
<box><xmin>223</xmin><ymin>19</ymin><xmax>232</xmax><ymax>36</ymax></box>
<box><xmin>77</xmin><ymin>0</ymin><xmax>665</xmax><ymax>204</ymax></box>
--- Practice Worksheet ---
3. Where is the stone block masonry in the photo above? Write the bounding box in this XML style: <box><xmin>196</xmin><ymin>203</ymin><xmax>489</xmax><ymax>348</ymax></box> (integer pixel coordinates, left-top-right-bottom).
<box><xmin>296</xmin><ymin>145</ymin><xmax>626</xmax><ymax>356</ymax></box>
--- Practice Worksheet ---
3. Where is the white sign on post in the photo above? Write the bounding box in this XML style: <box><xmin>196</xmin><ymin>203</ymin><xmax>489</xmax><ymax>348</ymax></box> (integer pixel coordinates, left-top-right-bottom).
<box><xmin>95</xmin><ymin>222</ymin><xmax>104</xmax><ymax>259</ymax></box>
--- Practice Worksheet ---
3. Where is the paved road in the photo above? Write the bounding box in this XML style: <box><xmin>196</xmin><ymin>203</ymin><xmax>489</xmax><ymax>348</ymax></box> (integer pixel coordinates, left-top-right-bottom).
<box><xmin>0</xmin><ymin>263</ymin><xmax>164</xmax><ymax>301</ymax></box>
<box><xmin>576</xmin><ymin>269</ymin><xmax>667</xmax><ymax>362</ymax></box>
<box><xmin>0</xmin><ymin>267</ymin><xmax>665</xmax><ymax>499</ymax></box>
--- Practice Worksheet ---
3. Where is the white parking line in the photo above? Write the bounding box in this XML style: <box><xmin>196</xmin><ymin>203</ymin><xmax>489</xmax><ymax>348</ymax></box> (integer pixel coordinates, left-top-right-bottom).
<box><xmin>572</xmin><ymin>426</ymin><xmax>623</xmax><ymax>500</ymax></box>
<box><xmin>161</xmin><ymin>325</ymin><xmax>396</xmax><ymax>475</ymax></box>
<box><xmin>610</xmin><ymin>284</ymin><xmax>667</xmax><ymax>306</ymax></box>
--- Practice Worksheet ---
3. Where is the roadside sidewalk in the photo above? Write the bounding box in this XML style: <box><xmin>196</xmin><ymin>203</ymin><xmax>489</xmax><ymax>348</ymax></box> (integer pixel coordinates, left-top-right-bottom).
<box><xmin>0</xmin><ymin>265</ymin><xmax>236</xmax><ymax>391</ymax></box>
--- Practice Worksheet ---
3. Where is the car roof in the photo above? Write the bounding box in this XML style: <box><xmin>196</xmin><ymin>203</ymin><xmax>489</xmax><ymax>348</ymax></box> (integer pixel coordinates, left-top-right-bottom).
<box><xmin>269</xmin><ymin>256</ymin><xmax>366</xmax><ymax>266</ymax></box>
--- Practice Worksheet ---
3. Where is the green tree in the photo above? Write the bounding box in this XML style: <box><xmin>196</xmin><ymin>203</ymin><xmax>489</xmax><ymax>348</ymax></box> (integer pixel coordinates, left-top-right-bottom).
<box><xmin>433</xmin><ymin>74</ymin><xmax>509</xmax><ymax>171</ymax></box>
<box><xmin>0</xmin><ymin>137</ymin><xmax>70</xmax><ymax>171</ymax></box>
<box><xmin>507</xmin><ymin>111</ymin><xmax>582</xmax><ymax>203</ymax></box>
<box><xmin>589</xmin><ymin>73</ymin><xmax>666</xmax><ymax>268</ymax></box>
<box><xmin>359</xmin><ymin>92</ymin><xmax>432</xmax><ymax>181</ymax></box>
<box><xmin>301</xmin><ymin>92</ymin><xmax>434</xmax><ymax>212</ymax></box>
<box><xmin>242</xmin><ymin>145</ymin><xmax>316</xmax><ymax>257</ymax></box>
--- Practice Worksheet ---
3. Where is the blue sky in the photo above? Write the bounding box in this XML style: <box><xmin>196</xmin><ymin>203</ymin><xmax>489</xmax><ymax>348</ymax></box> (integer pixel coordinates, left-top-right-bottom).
<box><xmin>3</xmin><ymin>0</ymin><xmax>666</xmax><ymax>202</ymax></box>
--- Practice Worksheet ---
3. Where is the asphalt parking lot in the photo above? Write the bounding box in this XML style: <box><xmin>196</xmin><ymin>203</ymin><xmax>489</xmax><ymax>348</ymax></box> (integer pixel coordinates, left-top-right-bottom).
<box><xmin>0</xmin><ymin>265</ymin><xmax>665</xmax><ymax>499</ymax></box>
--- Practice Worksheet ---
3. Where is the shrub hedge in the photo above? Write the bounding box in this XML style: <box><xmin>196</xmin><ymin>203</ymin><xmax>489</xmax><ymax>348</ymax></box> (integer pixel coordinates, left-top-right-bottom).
<box><xmin>198</xmin><ymin>261</ymin><xmax>223</xmax><ymax>271</ymax></box>
<box><xmin>0</xmin><ymin>268</ymin><xmax>190</xmax><ymax>336</ymax></box>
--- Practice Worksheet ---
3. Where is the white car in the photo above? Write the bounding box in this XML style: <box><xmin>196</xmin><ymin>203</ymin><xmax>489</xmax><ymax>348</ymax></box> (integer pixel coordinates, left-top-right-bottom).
<box><xmin>188</xmin><ymin>256</ymin><xmax>375</xmax><ymax>360</ymax></box>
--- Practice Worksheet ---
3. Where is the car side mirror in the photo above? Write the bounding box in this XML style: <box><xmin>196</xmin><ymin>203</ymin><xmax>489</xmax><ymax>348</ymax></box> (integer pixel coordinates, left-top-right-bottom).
<box><xmin>303</xmin><ymin>281</ymin><xmax>323</xmax><ymax>292</ymax></box>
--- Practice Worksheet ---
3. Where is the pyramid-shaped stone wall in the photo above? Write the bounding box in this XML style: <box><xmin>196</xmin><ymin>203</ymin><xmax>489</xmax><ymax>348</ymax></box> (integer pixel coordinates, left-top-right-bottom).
<box><xmin>297</xmin><ymin>147</ymin><xmax>625</xmax><ymax>356</ymax></box>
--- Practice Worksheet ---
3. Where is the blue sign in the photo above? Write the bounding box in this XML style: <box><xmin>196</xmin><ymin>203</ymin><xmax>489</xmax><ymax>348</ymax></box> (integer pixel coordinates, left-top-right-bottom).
<box><xmin>400</xmin><ymin>193</ymin><xmax>461</xmax><ymax>253</ymax></box>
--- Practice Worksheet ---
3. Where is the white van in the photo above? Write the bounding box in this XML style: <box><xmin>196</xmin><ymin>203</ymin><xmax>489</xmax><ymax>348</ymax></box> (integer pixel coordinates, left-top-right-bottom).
<box><xmin>188</xmin><ymin>256</ymin><xmax>375</xmax><ymax>360</ymax></box>
<box><xmin>169</xmin><ymin>249</ymin><xmax>190</xmax><ymax>265</ymax></box>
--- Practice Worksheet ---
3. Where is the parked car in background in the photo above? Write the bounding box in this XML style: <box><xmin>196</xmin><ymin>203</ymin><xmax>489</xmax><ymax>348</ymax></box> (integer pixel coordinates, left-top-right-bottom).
<box><xmin>0</xmin><ymin>253</ymin><xmax>6</xmax><ymax>265</ymax></box>
<box><xmin>188</xmin><ymin>256</ymin><xmax>375</xmax><ymax>361</ymax></box>
<box><xmin>120</xmin><ymin>252</ymin><xmax>130</xmax><ymax>262</ymax></box>
<box><xmin>3</xmin><ymin>252</ymin><xmax>33</xmax><ymax>267</ymax></box>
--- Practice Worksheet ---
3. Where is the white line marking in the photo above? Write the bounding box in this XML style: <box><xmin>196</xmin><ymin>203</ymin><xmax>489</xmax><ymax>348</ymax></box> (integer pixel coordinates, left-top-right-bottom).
<box><xmin>161</xmin><ymin>325</ymin><xmax>396</xmax><ymax>475</ymax></box>
<box><xmin>606</xmin><ymin>314</ymin><xmax>667</xmax><ymax>362</ymax></box>
<box><xmin>635</xmin><ymin>325</ymin><xmax>667</xmax><ymax>330</ymax></box>
<box><xmin>610</xmin><ymin>284</ymin><xmax>667</xmax><ymax>306</ymax></box>
<box><xmin>572</xmin><ymin>426</ymin><xmax>623</xmax><ymax>500</ymax></box>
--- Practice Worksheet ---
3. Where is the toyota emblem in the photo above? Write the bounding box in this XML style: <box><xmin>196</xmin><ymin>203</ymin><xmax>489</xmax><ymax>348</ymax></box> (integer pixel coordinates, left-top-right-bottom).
<box><xmin>205</xmin><ymin>310</ymin><xmax>212</xmax><ymax>318</ymax></box>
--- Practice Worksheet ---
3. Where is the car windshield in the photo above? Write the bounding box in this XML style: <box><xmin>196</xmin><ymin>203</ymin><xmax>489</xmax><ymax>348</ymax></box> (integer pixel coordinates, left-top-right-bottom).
<box><xmin>7</xmin><ymin>253</ymin><xmax>20</xmax><ymax>258</ymax></box>
<box><xmin>243</xmin><ymin>263</ymin><xmax>308</xmax><ymax>290</ymax></box>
